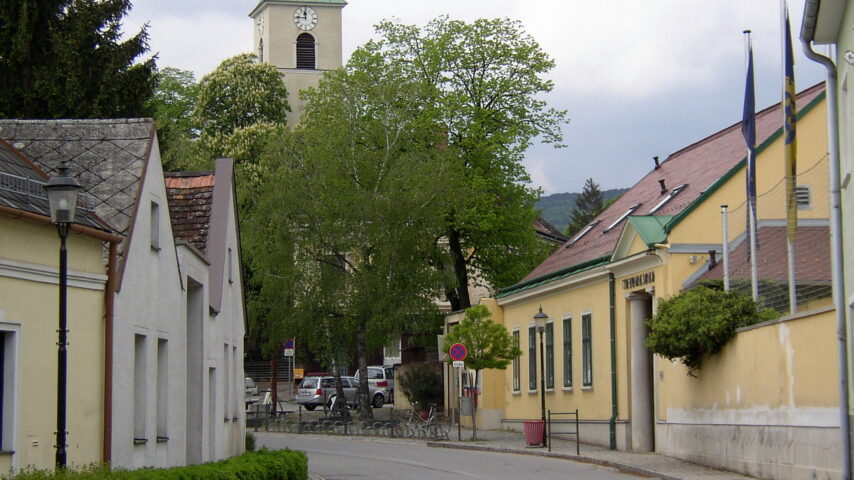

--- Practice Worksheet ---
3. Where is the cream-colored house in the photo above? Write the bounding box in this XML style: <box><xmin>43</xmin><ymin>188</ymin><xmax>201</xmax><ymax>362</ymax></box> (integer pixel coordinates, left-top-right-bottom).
<box><xmin>468</xmin><ymin>84</ymin><xmax>841</xmax><ymax>480</ymax></box>
<box><xmin>0</xmin><ymin>139</ymin><xmax>120</xmax><ymax>471</ymax></box>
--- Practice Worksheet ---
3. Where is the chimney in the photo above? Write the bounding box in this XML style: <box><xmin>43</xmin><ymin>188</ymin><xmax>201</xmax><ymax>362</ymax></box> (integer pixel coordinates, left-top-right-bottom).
<box><xmin>653</xmin><ymin>156</ymin><xmax>660</xmax><ymax>170</ymax></box>
<box><xmin>708</xmin><ymin>250</ymin><xmax>717</xmax><ymax>270</ymax></box>
<box><xmin>658</xmin><ymin>179</ymin><xmax>667</xmax><ymax>195</ymax></box>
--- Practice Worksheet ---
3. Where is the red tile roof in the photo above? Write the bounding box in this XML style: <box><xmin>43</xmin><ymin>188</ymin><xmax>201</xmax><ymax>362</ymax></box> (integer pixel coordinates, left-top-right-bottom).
<box><xmin>165</xmin><ymin>172</ymin><xmax>215</xmax><ymax>255</ymax></box>
<box><xmin>694</xmin><ymin>225</ymin><xmax>830</xmax><ymax>284</ymax></box>
<box><xmin>533</xmin><ymin>216</ymin><xmax>567</xmax><ymax>244</ymax></box>
<box><xmin>517</xmin><ymin>83</ymin><xmax>825</xmax><ymax>285</ymax></box>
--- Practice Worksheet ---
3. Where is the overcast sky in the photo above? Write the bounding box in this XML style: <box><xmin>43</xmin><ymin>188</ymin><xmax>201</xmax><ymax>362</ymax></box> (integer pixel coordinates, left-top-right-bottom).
<box><xmin>124</xmin><ymin>0</ymin><xmax>828</xmax><ymax>195</ymax></box>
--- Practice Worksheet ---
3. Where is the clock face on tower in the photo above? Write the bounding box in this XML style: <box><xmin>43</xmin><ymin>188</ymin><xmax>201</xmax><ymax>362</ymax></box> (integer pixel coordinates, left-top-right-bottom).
<box><xmin>294</xmin><ymin>6</ymin><xmax>318</xmax><ymax>31</ymax></box>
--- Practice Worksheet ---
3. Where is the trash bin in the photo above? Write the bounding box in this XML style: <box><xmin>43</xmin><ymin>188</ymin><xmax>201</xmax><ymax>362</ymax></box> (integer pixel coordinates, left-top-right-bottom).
<box><xmin>460</xmin><ymin>396</ymin><xmax>473</xmax><ymax>416</ymax></box>
<box><xmin>523</xmin><ymin>419</ymin><xmax>545</xmax><ymax>446</ymax></box>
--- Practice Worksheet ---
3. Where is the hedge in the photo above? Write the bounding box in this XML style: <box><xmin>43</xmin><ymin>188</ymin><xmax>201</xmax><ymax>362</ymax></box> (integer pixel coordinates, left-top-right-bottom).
<box><xmin>5</xmin><ymin>448</ymin><xmax>307</xmax><ymax>480</ymax></box>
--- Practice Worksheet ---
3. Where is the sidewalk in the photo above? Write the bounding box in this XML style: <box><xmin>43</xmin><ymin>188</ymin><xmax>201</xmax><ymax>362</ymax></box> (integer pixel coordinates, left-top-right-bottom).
<box><xmin>429</xmin><ymin>426</ymin><xmax>755</xmax><ymax>480</ymax></box>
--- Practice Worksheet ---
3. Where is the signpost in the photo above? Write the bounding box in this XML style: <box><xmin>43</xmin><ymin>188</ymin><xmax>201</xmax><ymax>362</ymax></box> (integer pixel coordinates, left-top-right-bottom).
<box><xmin>449</xmin><ymin>343</ymin><xmax>467</xmax><ymax>441</ymax></box>
<box><xmin>282</xmin><ymin>339</ymin><xmax>295</xmax><ymax>401</ymax></box>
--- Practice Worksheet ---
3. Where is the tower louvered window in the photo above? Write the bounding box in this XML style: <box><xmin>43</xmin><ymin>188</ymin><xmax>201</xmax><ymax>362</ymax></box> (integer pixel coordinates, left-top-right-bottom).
<box><xmin>296</xmin><ymin>33</ymin><xmax>316</xmax><ymax>69</ymax></box>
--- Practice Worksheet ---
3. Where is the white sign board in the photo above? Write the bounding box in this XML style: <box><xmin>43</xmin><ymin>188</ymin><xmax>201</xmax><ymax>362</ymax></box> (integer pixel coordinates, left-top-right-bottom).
<box><xmin>283</xmin><ymin>348</ymin><xmax>295</xmax><ymax>357</ymax></box>
<box><xmin>452</xmin><ymin>360</ymin><xmax>464</xmax><ymax>368</ymax></box>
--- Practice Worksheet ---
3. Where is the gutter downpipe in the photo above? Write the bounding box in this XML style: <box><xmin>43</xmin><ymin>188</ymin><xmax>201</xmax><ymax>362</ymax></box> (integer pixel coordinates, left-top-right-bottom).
<box><xmin>103</xmin><ymin>241</ymin><xmax>118</xmax><ymax>464</ymax></box>
<box><xmin>609</xmin><ymin>273</ymin><xmax>617</xmax><ymax>450</ymax></box>
<box><xmin>800</xmin><ymin>4</ymin><xmax>851</xmax><ymax>478</ymax></box>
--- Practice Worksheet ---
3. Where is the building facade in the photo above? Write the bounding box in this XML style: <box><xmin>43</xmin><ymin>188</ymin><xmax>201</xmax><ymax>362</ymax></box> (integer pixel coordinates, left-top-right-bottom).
<box><xmin>467</xmin><ymin>85</ymin><xmax>841</xmax><ymax>479</ymax></box>
<box><xmin>249</xmin><ymin>0</ymin><xmax>346</xmax><ymax>127</ymax></box>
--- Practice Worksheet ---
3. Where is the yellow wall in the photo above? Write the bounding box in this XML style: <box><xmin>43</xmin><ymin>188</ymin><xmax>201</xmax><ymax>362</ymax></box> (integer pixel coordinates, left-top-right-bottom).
<box><xmin>499</xmin><ymin>274</ymin><xmax>617</xmax><ymax>421</ymax></box>
<box><xmin>658</xmin><ymin>309</ymin><xmax>837</xmax><ymax>415</ymax></box>
<box><xmin>0</xmin><ymin>215</ymin><xmax>107</xmax><ymax>471</ymax></box>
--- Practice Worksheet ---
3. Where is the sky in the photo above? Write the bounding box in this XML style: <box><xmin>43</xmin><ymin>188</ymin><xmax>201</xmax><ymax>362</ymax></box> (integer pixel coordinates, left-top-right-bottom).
<box><xmin>124</xmin><ymin>0</ymin><xmax>828</xmax><ymax>195</ymax></box>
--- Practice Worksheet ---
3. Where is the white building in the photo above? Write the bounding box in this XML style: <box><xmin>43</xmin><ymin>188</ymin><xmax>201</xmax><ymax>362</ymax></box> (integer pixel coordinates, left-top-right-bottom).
<box><xmin>0</xmin><ymin>119</ymin><xmax>246</xmax><ymax>468</ymax></box>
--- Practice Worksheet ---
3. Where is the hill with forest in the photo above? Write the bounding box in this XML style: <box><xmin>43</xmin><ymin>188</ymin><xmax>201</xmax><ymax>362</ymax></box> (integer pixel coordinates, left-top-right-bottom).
<box><xmin>536</xmin><ymin>188</ymin><xmax>629</xmax><ymax>233</ymax></box>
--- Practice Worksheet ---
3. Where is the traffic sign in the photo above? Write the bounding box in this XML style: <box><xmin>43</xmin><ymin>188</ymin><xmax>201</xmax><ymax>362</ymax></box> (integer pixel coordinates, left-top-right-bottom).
<box><xmin>449</xmin><ymin>343</ymin><xmax>468</xmax><ymax>361</ymax></box>
<box><xmin>283</xmin><ymin>338</ymin><xmax>295</xmax><ymax>357</ymax></box>
<box><xmin>452</xmin><ymin>360</ymin><xmax>464</xmax><ymax>368</ymax></box>
<box><xmin>284</xmin><ymin>338</ymin><xmax>295</xmax><ymax>349</ymax></box>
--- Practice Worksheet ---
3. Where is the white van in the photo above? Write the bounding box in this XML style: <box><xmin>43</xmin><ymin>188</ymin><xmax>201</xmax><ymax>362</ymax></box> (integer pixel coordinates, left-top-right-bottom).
<box><xmin>355</xmin><ymin>365</ymin><xmax>395</xmax><ymax>405</ymax></box>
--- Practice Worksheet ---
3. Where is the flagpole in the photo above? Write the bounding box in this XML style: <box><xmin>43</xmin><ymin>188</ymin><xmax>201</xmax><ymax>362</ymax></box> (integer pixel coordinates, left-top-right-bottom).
<box><xmin>744</xmin><ymin>30</ymin><xmax>759</xmax><ymax>302</ymax></box>
<box><xmin>782</xmin><ymin>0</ymin><xmax>798</xmax><ymax>315</ymax></box>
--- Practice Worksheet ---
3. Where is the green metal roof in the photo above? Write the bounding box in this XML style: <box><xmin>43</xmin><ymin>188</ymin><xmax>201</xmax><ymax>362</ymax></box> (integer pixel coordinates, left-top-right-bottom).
<box><xmin>628</xmin><ymin>215</ymin><xmax>672</xmax><ymax>248</ymax></box>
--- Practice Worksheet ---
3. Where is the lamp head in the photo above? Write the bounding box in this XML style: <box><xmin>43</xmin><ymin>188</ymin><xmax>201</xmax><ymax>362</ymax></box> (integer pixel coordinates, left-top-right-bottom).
<box><xmin>44</xmin><ymin>161</ymin><xmax>82</xmax><ymax>225</ymax></box>
<box><xmin>533</xmin><ymin>306</ymin><xmax>548</xmax><ymax>332</ymax></box>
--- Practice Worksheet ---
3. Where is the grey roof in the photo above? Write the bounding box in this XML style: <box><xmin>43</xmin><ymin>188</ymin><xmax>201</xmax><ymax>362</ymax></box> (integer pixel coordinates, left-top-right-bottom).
<box><xmin>0</xmin><ymin>140</ymin><xmax>108</xmax><ymax>231</ymax></box>
<box><xmin>0</xmin><ymin>119</ymin><xmax>154</xmax><ymax>237</ymax></box>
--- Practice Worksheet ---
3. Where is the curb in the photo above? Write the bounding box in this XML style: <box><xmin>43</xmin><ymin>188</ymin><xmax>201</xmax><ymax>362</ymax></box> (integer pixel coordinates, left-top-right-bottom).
<box><xmin>426</xmin><ymin>441</ymin><xmax>683</xmax><ymax>480</ymax></box>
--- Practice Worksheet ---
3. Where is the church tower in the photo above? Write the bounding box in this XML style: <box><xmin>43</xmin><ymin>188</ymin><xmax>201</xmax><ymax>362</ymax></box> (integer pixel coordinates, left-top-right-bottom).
<box><xmin>248</xmin><ymin>0</ymin><xmax>346</xmax><ymax>127</ymax></box>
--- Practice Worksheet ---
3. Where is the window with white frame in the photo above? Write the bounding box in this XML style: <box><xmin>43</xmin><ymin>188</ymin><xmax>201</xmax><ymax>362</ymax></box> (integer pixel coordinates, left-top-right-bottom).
<box><xmin>582</xmin><ymin>313</ymin><xmax>593</xmax><ymax>387</ymax></box>
<box><xmin>604</xmin><ymin>204</ymin><xmax>641</xmax><ymax>232</ymax></box>
<box><xmin>528</xmin><ymin>326</ymin><xmax>537</xmax><ymax>390</ymax></box>
<box><xmin>512</xmin><ymin>330</ymin><xmax>520</xmax><ymax>392</ymax></box>
<box><xmin>0</xmin><ymin>327</ymin><xmax>18</xmax><ymax>452</ymax></box>
<box><xmin>562</xmin><ymin>317</ymin><xmax>572</xmax><ymax>388</ymax></box>
<box><xmin>545</xmin><ymin>322</ymin><xmax>554</xmax><ymax>389</ymax></box>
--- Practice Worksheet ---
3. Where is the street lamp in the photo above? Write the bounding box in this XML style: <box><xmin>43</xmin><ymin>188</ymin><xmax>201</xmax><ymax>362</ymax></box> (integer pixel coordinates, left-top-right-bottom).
<box><xmin>533</xmin><ymin>306</ymin><xmax>549</xmax><ymax>446</ymax></box>
<box><xmin>44</xmin><ymin>160</ymin><xmax>81</xmax><ymax>470</ymax></box>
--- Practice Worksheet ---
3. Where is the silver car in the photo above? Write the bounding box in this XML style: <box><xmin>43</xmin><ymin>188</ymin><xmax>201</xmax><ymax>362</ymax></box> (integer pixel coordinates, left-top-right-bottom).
<box><xmin>354</xmin><ymin>365</ymin><xmax>395</xmax><ymax>406</ymax></box>
<box><xmin>296</xmin><ymin>376</ymin><xmax>358</xmax><ymax>411</ymax></box>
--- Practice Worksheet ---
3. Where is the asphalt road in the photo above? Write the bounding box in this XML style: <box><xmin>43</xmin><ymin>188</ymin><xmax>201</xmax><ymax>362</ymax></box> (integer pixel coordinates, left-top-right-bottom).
<box><xmin>256</xmin><ymin>433</ymin><xmax>647</xmax><ymax>480</ymax></box>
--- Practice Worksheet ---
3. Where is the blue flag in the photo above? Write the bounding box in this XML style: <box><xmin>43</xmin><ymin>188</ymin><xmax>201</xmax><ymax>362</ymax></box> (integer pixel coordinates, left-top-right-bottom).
<box><xmin>742</xmin><ymin>35</ymin><xmax>758</xmax><ymax>257</ymax></box>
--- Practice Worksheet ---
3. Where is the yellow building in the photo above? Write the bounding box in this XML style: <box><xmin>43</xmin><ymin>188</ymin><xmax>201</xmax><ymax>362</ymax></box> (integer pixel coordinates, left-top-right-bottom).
<box><xmin>475</xmin><ymin>84</ymin><xmax>839</xmax><ymax>480</ymax></box>
<box><xmin>0</xmin><ymin>140</ymin><xmax>120</xmax><ymax>471</ymax></box>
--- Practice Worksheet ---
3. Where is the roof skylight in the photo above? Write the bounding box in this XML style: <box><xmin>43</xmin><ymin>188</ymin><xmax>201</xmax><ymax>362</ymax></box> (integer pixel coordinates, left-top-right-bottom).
<box><xmin>604</xmin><ymin>203</ymin><xmax>641</xmax><ymax>232</ymax></box>
<box><xmin>566</xmin><ymin>220</ymin><xmax>600</xmax><ymax>247</ymax></box>
<box><xmin>649</xmin><ymin>184</ymin><xmax>687</xmax><ymax>214</ymax></box>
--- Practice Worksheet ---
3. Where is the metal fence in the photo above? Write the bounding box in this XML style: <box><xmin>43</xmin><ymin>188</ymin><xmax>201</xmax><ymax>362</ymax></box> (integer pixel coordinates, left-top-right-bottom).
<box><xmin>547</xmin><ymin>409</ymin><xmax>580</xmax><ymax>454</ymax></box>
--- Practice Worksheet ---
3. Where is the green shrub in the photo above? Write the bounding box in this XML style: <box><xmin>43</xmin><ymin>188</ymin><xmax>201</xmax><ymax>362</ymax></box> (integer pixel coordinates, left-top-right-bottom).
<box><xmin>645</xmin><ymin>286</ymin><xmax>775</xmax><ymax>374</ymax></box>
<box><xmin>3</xmin><ymin>449</ymin><xmax>307</xmax><ymax>480</ymax></box>
<box><xmin>397</xmin><ymin>362</ymin><xmax>442</xmax><ymax>410</ymax></box>
<box><xmin>245</xmin><ymin>432</ymin><xmax>256</xmax><ymax>452</ymax></box>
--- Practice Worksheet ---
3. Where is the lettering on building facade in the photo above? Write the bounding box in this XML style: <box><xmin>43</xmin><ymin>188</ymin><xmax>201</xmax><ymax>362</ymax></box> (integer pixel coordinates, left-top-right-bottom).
<box><xmin>622</xmin><ymin>272</ymin><xmax>655</xmax><ymax>290</ymax></box>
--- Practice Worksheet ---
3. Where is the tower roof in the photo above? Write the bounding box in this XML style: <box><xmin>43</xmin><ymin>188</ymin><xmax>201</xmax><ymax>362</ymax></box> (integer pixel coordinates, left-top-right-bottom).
<box><xmin>249</xmin><ymin>0</ymin><xmax>346</xmax><ymax>17</ymax></box>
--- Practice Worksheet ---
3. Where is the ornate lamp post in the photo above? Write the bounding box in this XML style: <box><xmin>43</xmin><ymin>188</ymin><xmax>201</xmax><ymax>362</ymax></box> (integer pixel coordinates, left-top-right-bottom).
<box><xmin>533</xmin><ymin>306</ymin><xmax>549</xmax><ymax>446</ymax></box>
<box><xmin>44</xmin><ymin>161</ymin><xmax>81</xmax><ymax>469</ymax></box>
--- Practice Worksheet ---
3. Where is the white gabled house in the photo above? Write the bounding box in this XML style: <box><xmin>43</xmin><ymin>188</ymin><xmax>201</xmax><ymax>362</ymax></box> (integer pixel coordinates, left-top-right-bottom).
<box><xmin>0</xmin><ymin>119</ymin><xmax>245</xmax><ymax>468</ymax></box>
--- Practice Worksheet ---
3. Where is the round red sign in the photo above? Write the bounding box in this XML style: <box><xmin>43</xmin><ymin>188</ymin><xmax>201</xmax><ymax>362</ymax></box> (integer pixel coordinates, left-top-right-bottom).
<box><xmin>449</xmin><ymin>343</ymin><xmax>468</xmax><ymax>361</ymax></box>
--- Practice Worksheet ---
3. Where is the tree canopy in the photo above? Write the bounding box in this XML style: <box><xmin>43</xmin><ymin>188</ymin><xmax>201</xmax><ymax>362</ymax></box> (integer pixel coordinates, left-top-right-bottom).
<box><xmin>148</xmin><ymin>67</ymin><xmax>198</xmax><ymax>171</ymax></box>
<box><xmin>564</xmin><ymin>177</ymin><xmax>605</xmax><ymax>237</ymax></box>
<box><xmin>0</xmin><ymin>0</ymin><xmax>156</xmax><ymax>118</ymax></box>
<box><xmin>242</xmin><ymin>47</ymin><xmax>455</xmax><ymax>417</ymax></box>
<box><xmin>443</xmin><ymin>304</ymin><xmax>520</xmax><ymax>438</ymax></box>
<box><xmin>371</xmin><ymin>16</ymin><xmax>568</xmax><ymax>310</ymax></box>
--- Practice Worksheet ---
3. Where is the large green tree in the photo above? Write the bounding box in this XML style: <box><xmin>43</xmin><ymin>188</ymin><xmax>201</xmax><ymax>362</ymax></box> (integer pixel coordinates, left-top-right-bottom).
<box><xmin>564</xmin><ymin>177</ymin><xmax>605</xmax><ymax>237</ymax></box>
<box><xmin>443</xmin><ymin>304</ymin><xmax>521</xmax><ymax>439</ymax></box>
<box><xmin>372</xmin><ymin>17</ymin><xmax>568</xmax><ymax>310</ymax></box>
<box><xmin>243</xmin><ymin>47</ymin><xmax>455</xmax><ymax>417</ymax></box>
<box><xmin>0</xmin><ymin>0</ymin><xmax>156</xmax><ymax>118</ymax></box>
<box><xmin>147</xmin><ymin>66</ymin><xmax>198</xmax><ymax>171</ymax></box>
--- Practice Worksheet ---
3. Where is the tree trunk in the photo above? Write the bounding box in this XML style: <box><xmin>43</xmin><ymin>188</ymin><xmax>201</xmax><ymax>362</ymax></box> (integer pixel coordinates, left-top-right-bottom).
<box><xmin>471</xmin><ymin>369</ymin><xmax>479</xmax><ymax>440</ymax></box>
<box><xmin>355</xmin><ymin>321</ymin><xmax>373</xmax><ymax>419</ymax></box>
<box><xmin>447</xmin><ymin>226</ymin><xmax>471</xmax><ymax>311</ymax></box>
<box><xmin>270</xmin><ymin>356</ymin><xmax>278</xmax><ymax>414</ymax></box>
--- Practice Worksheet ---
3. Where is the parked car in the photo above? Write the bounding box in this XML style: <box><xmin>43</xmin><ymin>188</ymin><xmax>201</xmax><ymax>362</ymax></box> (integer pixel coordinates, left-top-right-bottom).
<box><xmin>354</xmin><ymin>365</ymin><xmax>395</xmax><ymax>405</ymax></box>
<box><xmin>245</xmin><ymin>377</ymin><xmax>259</xmax><ymax>408</ymax></box>
<box><xmin>296</xmin><ymin>375</ymin><xmax>388</xmax><ymax>410</ymax></box>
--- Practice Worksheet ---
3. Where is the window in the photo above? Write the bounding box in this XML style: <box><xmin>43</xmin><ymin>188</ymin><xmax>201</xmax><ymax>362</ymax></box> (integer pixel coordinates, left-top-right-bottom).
<box><xmin>150</xmin><ymin>202</ymin><xmax>160</xmax><ymax>250</ymax></box>
<box><xmin>568</xmin><ymin>220</ymin><xmax>599</xmax><ymax>247</ymax></box>
<box><xmin>0</xmin><ymin>328</ymin><xmax>17</xmax><ymax>452</ymax></box>
<box><xmin>296</xmin><ymin>33</ymin><xmax>316</xmax><ymax>69</ymax></box>
<box><xmin>228</xmin><ymin>247</ymin><xmax>233</xmax><ymax>283</ymax></box>
<box><xmin>562</xmin><ymin>317</ymin><xmax>573</xmax><ymax>388</ymax></box>
<box><xmin>649</xmin><ymin>184</ymin><xmax>687</xmax><ymax>213</ymax></box>
<box><xmin>795</xmin><ymin>185</ymin><xmax>811</xmax><ymax>209</ymax></box>
<box><xmin>223</xmin><ymin>344</ymin><xmax>230</xmax><ymax>421</ymax></box>
<box><xmin>134</xmin><ymin>334</ymin><xmax>147</xmax><ymax>443</ymax></box>
<box><xmin>545</xmin><ymin>322</ymin><xmax>554</xmax><ymax>389</ymax></box>
<box><xmin>156</xmin><ymin>338</ymin><xmax>168</xmax><ymax>441</ymax></box>
<box><xmin>528</xmin><ymin>326</ymin><xmax>537</xmax><ymax>390</ymax></box>
<box><xmin>604</xmin><ymin>204</ymin><xmax>641</xmax><ymax>232</ymax></box>
<box><xmin>582</xmin><ymin>313</ymin><xmax>593</xmax><ymax>387</ymax></box>
<box><xmin>512</xmin><ymin>330</ymin><xmax>520</xmax><ymax>392</ymax></box>
<box><xmin>258</xmin><ymin>38</ymin><xmax>264</xmax><ymax>62</ymax></box>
